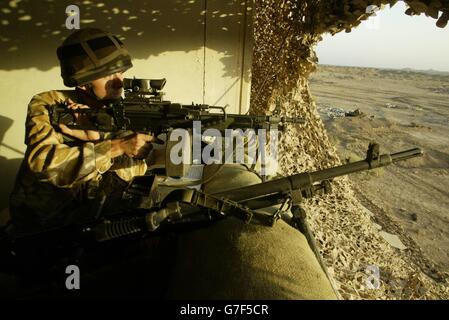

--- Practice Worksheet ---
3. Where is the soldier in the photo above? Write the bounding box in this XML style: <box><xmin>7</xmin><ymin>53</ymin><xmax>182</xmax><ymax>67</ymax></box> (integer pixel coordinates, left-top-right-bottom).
<box><xmin>8</xmin><ymin>28</ymin><xmax>157</xmax><ymax>236</ymax></box>
<box><xmin>5</xmin><ymin>28</ymin><xmax>338</xmax><ymax>300</ymax></box>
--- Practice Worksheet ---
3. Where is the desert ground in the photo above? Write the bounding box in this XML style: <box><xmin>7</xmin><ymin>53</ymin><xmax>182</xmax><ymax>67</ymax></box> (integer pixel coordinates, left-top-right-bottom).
<box><xmin>309</xmin><ymin>65</ymin><xmax>449</xmax><ymax>274</ymax></box>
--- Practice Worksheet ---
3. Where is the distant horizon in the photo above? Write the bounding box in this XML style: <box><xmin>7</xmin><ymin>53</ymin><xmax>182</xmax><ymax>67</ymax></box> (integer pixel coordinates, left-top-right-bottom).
<box><xmin>315</xmin><ymin>1</ymin><xmax>449</xmax><ymax>73</ymax></box>
<box><xmin>316</xmin><ymin>63</ymin><xmax>449</xmax><ymax>74</ymax></box>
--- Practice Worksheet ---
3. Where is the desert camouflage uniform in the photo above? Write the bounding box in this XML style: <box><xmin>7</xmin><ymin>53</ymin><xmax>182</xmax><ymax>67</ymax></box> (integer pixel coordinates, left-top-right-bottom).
<box><xmin>9</xmin><ymin>90</ymin><xmax>146</xmax><ymax>235</ymax></box>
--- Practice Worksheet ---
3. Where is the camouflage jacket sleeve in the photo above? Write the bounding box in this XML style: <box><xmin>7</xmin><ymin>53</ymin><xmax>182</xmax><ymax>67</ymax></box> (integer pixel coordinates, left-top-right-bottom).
<box><xmin>24</xmin><ymin>90</ymin><xmax>146</xmax><ymax>188</ymax></box>
<box><xmin>110</xmin><ymin>154</ymin><xmax>147</xmax><ymax>181</ymax></box>
<box><xmin>104</xmin><ymin>130</ymin><xmax>147</xmax><ymax>181</ymax></box>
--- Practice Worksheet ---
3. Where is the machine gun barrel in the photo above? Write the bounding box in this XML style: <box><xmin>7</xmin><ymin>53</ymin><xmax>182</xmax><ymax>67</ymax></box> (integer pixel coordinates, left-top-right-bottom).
<box><xmin>215</xmin><ymin>147</ymin><xmax>423</xmax><ymax>206</ymax></box>
<box><xmin>308</xmin><ymin>148</ymin><xmax>422</xmax><ymax>183</ymax></box>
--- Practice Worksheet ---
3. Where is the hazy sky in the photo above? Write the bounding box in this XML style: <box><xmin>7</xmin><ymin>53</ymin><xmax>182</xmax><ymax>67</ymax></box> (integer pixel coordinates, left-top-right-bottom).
<box><xmin>315</xmin><ymin>1</ymin><xmax>449</xmax><ymax>72</ymax></box>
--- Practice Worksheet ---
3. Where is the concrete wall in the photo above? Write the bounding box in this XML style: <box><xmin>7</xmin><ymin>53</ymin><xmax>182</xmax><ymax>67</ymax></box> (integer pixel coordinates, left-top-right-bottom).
<box><xmin>0</xmin><ymin>0</ymin><xmax>253</xmax><ymax>211</ymax></box>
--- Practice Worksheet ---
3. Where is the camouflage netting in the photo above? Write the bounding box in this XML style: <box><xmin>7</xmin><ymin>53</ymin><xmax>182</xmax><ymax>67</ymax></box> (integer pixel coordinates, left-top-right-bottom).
<box><xmin>249</xmin><ymin>0</ymin><xmax>449</xmax><ymax>299</ymax></box>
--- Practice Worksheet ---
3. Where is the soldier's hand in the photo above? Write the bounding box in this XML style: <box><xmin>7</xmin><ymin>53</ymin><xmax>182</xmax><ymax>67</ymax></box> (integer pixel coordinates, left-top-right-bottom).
<box><xmin>58</xmin><ymin>98</ymin><xmax>101</xmax><ymax>141</ymax></box>
<box><xmin>111</xmin><ymin>133</ymin><xmax>159</xmax><ymax>159</ymax></box>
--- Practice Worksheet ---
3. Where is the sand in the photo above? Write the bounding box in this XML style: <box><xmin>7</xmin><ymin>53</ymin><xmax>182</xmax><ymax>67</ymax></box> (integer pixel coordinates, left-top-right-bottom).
<box><xmin>310</xmin><ymin>64</ymin><xmax>449</xmax><ymax>275</ymax></box>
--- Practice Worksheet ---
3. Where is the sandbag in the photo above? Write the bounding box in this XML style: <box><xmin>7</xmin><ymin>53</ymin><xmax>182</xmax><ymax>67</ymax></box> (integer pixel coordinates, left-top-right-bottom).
<box><xmin>165</xmin><ymin>164</ymin><xmax>337</xmax><ymax>299</ymax></box>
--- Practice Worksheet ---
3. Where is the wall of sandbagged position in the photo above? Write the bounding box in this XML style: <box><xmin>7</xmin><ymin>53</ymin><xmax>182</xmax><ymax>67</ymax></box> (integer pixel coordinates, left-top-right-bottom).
<box><xmin>249</xmin><ymin>0</ymin><xmax>449</xmax><ymax>299</ymax></box>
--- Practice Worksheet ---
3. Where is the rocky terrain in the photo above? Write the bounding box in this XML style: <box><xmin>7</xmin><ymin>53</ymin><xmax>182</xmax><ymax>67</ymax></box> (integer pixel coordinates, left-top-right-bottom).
<box><xmin>306</xmin><ymin>64</ymin><xmax>449</xmax><ymax>298</ymax></box>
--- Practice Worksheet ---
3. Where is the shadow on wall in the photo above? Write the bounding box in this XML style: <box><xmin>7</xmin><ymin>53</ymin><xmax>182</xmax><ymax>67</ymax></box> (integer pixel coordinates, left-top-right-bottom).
<box><xmin>0</xmin><ymin>116</ymin><xmax>23</xmax><ymax>212</ymax></box>
<box><xmin>0</xmin><ymin>0</ymin><xmax>251</xmax><ymax>80</ymax></box>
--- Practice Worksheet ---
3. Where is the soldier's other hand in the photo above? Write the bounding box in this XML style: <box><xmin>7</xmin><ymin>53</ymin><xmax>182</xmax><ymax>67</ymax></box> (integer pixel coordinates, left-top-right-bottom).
<box><xmin>119</xmin><ymin>133</ymin><xmax>157</xmax><ymax>159</ymax></box>
<box><xmin>64</xmin><ymin>98</ymin><xmax>92</xmax><ymax>125</ymax></box>
<box><xmin>58</xmin><ymin>98</ymin><xmax>101</xmax><ymax>141</ymax></box>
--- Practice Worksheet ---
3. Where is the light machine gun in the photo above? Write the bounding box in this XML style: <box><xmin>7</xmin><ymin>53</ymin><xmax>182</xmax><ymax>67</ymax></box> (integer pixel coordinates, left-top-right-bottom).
<box><xmin>49</xmin><ymin>78</ymin><xmax>304</xmax><ymax>134</ymax></box>
<box><xmin>70</xmin><ymin>143</ymin><xmax>423</xmax><ymax>242</ymax></box>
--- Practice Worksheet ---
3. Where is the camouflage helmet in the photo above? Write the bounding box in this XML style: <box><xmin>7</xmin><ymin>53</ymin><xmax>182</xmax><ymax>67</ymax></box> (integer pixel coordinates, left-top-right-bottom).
<box><xmin>57</xmin><ymin>28</ymin><xmax>132</xmax><ymax>87</ymax></box>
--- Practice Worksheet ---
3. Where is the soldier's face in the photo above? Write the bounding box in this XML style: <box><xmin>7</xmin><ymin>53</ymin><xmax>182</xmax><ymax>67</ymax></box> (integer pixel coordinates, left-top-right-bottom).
<box><xmin>90</xmin><ymin>72</ymin><xmax>125</xmax><ymax>100</ymax></box>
